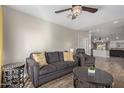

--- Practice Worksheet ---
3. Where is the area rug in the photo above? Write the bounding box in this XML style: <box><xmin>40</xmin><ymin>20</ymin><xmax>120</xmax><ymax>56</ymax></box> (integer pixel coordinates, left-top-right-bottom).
<box><xmin>24</xmin><ymin>73</ymin><xmax>73</xmax><ymax>88</ymax></box>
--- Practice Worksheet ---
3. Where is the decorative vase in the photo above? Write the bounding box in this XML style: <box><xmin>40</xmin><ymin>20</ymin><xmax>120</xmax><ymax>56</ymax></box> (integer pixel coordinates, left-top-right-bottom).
<box><xmin>88</xmin><ymin>69</ymin><xmax>96</xmax><ymax>74</ymax></box>
<box><xmin>88</xmin><ymin>66</ymin><xmax>96</xmax><ymax>76</ymax></box>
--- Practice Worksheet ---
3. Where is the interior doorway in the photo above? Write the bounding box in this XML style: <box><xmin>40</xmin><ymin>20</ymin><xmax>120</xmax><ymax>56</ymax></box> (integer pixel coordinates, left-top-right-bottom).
<box><xmin>79</xmin><ymin>37</ymin><xmax>89</xmax><ymax>55</ymax></box>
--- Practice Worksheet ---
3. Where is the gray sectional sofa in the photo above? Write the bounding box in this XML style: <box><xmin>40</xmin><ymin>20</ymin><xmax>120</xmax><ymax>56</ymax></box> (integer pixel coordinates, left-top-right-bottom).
<box><xmin>26</xmin><ymin>51</ymin><xmax>78</xmax><ymax>87</ymax></box>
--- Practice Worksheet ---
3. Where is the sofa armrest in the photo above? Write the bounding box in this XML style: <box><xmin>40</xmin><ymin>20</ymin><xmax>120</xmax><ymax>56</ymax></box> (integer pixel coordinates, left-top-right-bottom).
<box><xmin>78</xmin><ymin>54</ymin><xmax>85</xmax><ymax>66</ymax></box>
<box><xmin>85</xmin><ymin>56</ymin><xmax>95</xmax><ymax>64</ymax></box>
<box><xmin>26</xmin><ymin>58</ymin><xmax>40</xmax><ymax>87</ymax></box>
<box><xmin>73</xmin><ymin>54</ymin><xmax>79</xmax><ymax>65</ymax></box>
<box><xmin>73</xmin><ymin>54</ymin><xmax>78</xmax><ymax>62</ymax></box>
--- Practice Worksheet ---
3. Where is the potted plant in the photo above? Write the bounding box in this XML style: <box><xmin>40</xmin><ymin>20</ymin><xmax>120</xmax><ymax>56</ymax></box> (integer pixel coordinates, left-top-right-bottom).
<box><xmin>88</xmin><ymin>65</ymin><xmax>96</xmax><ymax>74</ymax></box>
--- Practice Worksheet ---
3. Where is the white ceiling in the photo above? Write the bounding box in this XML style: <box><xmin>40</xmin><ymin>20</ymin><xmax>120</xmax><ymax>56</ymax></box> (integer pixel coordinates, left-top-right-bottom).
<box><xmin>6</xmin><ymin>5</ymin><xmax>124</xmax><ymax>31</ymax></box>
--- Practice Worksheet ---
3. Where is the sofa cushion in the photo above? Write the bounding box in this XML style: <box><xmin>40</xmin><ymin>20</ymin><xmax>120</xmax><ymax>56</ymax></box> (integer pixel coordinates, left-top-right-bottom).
<box><xmin>58</xmin><ymin>52</ymin><xmax>64</xmax><ymax>61</ymax></box>
<box><xmin>65</xmin><ymin>61</ymin><xmax>77</xmax><ymax>67</ymax></box>
<box><xmin>39</xmin><ymin>64</ymin><xmax>56</xmax><ymax>76</ymax></box>
<box><xmin>51</xmin><ymin>62</ymin><xmax>69</xmax><ymax>70</ymax></box>
<box><xmin>63</xmin><ymin>52</ymin><xmax>74</xmax><ymax>61</ymax></box>
<box><xmin>32</xmin><ymin>53</ymin><xmax>48</xmax><ymax>67</ymax></box>
<box><xmin>30</xmin><ymin>52</ymin><xmax>42</xmax><ymax>59</ymax></box>
<box><xmin>45</xmin><ymin>52</ymin><xmax>49</xmax><ymax>63</ymax></box>
<box><xmin>45</xmin><ymin>52</ymin><xmax>59</xmax><ymax>64</ymax></box>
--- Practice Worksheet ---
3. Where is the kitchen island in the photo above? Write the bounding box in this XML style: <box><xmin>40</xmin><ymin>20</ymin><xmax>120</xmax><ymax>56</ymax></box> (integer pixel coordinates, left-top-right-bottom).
<box><xmin>93</xmin><ymin>49</ymin><xmax>110</xmax><ymax>58</ymax></box>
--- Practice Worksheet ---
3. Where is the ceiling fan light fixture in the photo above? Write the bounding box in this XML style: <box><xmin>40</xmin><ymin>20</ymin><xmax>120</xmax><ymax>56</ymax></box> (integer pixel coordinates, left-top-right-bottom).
<box><xmin>55</xmin><ymin>5</ymin><xmax>98</xmax><ymax>20</ymax></box>
<box><xmin>72</xmin><ymin>5</ymin><xmax>82</xmax><ymax>16</ymax></box>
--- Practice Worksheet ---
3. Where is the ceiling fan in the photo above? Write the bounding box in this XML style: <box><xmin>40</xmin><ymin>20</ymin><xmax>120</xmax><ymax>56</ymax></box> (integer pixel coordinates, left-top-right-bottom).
<box><xmin>55</xmin><ymin>5</ymin><xmax>98</xmax><ymax>20</ymax></box>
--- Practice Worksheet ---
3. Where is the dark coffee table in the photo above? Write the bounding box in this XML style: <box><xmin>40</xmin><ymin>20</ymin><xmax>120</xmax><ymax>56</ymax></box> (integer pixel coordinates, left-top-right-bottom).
<box><xmin>73</xmin><ymin>67</ymin><xmax>113</xmax><ymax>88</ymax></box>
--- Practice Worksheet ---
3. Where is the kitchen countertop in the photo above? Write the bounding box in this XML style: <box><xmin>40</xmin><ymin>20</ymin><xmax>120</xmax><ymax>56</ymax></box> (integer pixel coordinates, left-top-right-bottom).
<box><xmin>110</xmin><ymin>48</ymin><xmax>124</xmax><ymax>50</ymax></box>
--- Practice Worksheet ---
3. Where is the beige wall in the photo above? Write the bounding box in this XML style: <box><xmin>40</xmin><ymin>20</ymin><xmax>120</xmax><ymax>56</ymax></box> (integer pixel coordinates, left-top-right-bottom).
<box><xmin>3</xmin><ymin>7</ymin><xmax>78</xmax><ymax>64</ymax></box>
<box><xmin>0</xmin><ymin>6</ymin><xmax>3</xmax><ymax>86</ymax></box>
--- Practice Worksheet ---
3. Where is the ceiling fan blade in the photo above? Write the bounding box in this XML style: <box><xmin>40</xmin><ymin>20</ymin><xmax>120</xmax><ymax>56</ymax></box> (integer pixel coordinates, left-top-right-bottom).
<box><xmin>72</xmin><ymin>15</ymin><xmax>77</xmax><ymax>20</ymax></box>
<box><xmin>82</xmin><ymin>6</ymin><xmax>98</xmax><ymax>13</ymax></box>
<box><xmin>55</xmin><ymin>8</ymin><xmax>71</xmax><ymax>13</ymax></box>
<box><xmin>67</xmin><ymin>14</ymin><xmax>76</xmax><ymax>20</ymax></box>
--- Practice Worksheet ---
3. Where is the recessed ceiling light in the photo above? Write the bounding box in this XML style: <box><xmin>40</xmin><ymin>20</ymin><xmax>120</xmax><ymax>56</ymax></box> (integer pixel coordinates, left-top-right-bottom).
<box><xmin>116</xmin><ymin>36</ymin><xmax>119</xmax><ymax>40</ymax></box>
<box><xmin>113</xmin><ymin>21</ymin><xmax>119</xmax><ymax>24</ymax></box>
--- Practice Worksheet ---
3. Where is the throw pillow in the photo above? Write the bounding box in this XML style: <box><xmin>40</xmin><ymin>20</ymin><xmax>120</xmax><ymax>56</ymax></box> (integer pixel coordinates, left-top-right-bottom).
<box><xmin>63</xmin><ymin>52</ymin><xmax>74</xmax><ymax>61</ymax></box>
<box><xmin>32</xmin><ymin>53</ymin><xmax>48</xmax><ymax>67</ymax></box>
